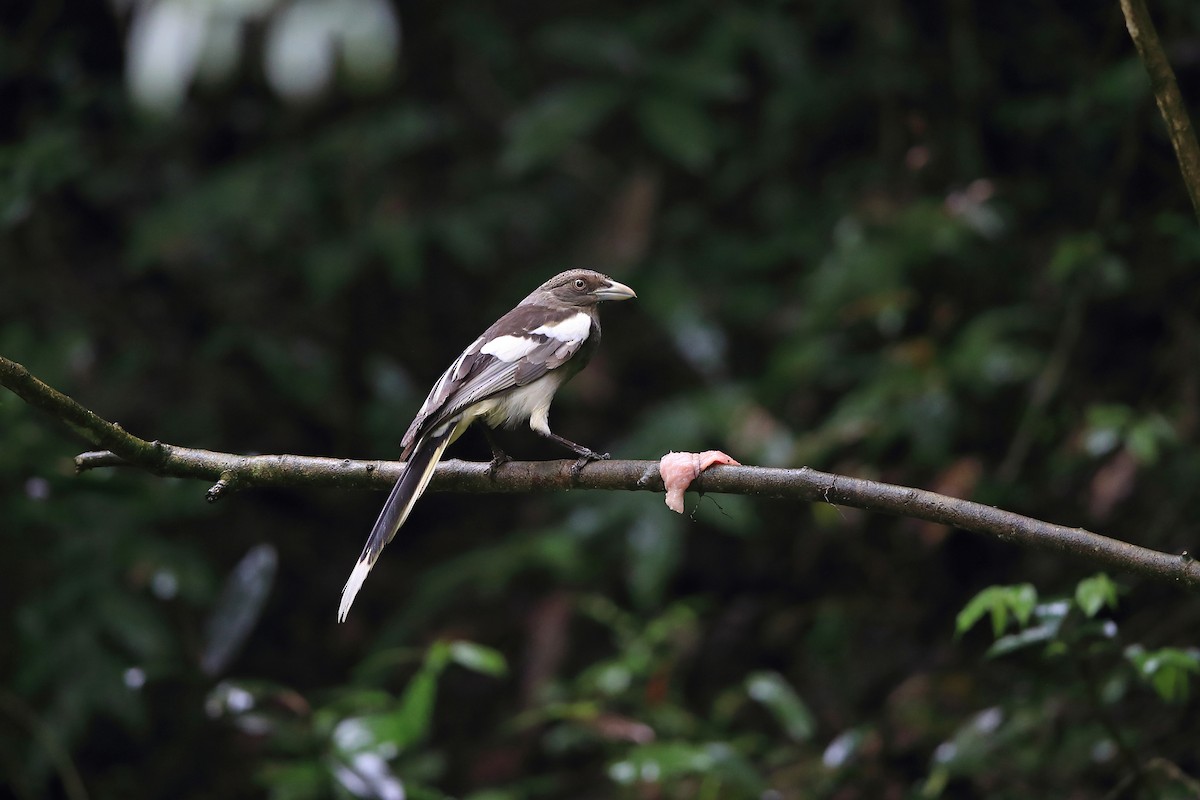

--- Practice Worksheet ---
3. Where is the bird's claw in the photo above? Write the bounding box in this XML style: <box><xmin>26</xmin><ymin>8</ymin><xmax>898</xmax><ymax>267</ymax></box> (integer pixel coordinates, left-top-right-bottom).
<box><xmin>486</xmin><ymin>452</ymin><xmax>512</xmax><ymax>478</ymax></box>
<box><xmin>568</xmin><ymin>450</ymin><xmax>608</xmax><ymax>478</ymax></box>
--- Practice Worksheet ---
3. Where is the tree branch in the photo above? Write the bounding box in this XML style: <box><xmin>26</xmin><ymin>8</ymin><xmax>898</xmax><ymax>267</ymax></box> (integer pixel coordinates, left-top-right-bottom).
<box><xmin>1120</xmin><ymin>0</ymin><xmax>1200</xmax><ymax>222</ymax></box>
<box><xmin>4</xmin><ymin>354</ymin><xmax>1200</xmax><ymax>590</ymax></box>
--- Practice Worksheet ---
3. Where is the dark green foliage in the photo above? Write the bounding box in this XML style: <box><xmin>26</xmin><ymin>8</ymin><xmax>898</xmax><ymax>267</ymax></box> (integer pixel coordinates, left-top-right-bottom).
<box><xmin>5</xmin><ymin>0</ymin><xmax>1200</xmax><ymax>798</ymax></box>
<box><xmin>952</xmin><ymin>576</ymin><xmax>1200</xmax><ymax>795</ymax></box>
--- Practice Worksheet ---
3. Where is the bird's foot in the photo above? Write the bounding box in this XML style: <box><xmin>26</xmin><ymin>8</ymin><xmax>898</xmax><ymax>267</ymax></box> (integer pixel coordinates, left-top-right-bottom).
<box><xmin>478</xmin><ymin>425</ymin><xmax>512</xmax><ymax>478</ymax></box>
<box><xmin>486</xmin><ymin>451</ymin><xmax>512</xmax><ymax>478</ymax></box>
<box><xmin>568</xmin><ymin>450</ymin><xmax>609</xmax><ymax>479</ymax></box>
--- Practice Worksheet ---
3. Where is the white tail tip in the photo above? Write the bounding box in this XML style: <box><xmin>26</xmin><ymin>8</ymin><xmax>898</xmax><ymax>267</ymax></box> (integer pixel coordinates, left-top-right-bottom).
<box><xmin>337</xmin><ymin>558</ymin><xmax>374</xmax><ymax>622</ymax></box>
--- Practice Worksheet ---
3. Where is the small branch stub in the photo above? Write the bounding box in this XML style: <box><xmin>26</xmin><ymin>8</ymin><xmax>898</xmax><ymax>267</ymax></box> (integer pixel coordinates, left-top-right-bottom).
<box><xmin>208</xmin><ymin>476</ymin><xmax>234</xmax><ymax>503</ymax></box>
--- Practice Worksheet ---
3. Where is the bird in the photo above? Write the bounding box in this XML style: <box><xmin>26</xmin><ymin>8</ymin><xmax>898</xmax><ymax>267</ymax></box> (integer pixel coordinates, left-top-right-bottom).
<box><xmin>338</xmin><ymin>269</ymin><xmax>637</xmax><ymax>621</ymax></box>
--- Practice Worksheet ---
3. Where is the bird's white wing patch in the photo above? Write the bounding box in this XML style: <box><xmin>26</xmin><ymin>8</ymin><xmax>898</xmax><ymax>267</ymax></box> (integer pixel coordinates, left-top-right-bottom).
<box><xmin>412</xmin><ymin>309</ymin><xmax>592</xmax><ymax>442</ymax></box>
<box><xmin>481</xmin><ymin>334</ymin><xmax>543</xmax><ymax>362</ymax></box>
<box><xmin>480</xmin><ymin>312</ymin><xmax>589</xmax><ymax>363</ymax></box>
<box><xmin>532</xmin><ymin>312</ymin><xmax>591</xmax><ymax>343</ymax></box>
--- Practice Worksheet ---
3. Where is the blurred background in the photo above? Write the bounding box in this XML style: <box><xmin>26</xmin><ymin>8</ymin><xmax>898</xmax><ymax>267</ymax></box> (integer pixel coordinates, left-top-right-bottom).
<box><xmin>4</xmin><ymin>0</ymin><xmax>1200</xmax><ymax>797</ymax></box>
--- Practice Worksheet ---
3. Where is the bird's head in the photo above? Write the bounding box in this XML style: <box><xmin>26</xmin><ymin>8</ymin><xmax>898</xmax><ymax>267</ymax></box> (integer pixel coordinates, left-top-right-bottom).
<box><xmin>534</xmin><ymin>269</ymin><xmax>637</xmax><ymax>307</ymax></box>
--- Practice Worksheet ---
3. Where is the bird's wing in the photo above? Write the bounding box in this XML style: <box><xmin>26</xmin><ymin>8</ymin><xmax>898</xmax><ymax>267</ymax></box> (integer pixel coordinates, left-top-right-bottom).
<box><xmin>400</xmin><ymin>305</ymin><xmax>593</xmax><ymax>450</ymax></box>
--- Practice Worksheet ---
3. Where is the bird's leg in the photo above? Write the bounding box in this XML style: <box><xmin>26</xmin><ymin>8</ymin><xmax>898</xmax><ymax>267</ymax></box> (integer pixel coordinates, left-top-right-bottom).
<box><xmin>539</xmin><ymin>430</ymin><xmax>609</xmax><ymax>478</ymax></box>
<box><xmin>541</xmin><ymin>430</ymin><xmax>610</xmax><ymax>461</ymax></box>
<box><xmin>479</xmin><ymin>425</ymin><xmax>511</xmax><ymax>477</ymax></box>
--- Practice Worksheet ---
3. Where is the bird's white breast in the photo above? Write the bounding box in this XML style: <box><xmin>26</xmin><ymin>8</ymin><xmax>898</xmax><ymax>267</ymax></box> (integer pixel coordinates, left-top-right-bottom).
<box><xmin>469</xmin><ymin>372</ymin><xmax>565</xmax><ymax>433</ymax></box>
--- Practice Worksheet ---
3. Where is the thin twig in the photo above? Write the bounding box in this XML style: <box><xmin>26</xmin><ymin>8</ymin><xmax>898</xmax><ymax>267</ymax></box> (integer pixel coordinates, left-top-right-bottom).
<box><xmin>1119</xmin><ymin>0</ymin><xmax>1200</xmax><ymax>221</ymax></box>
<box><xmin>4</xmin><ymin>354</ymin><xmax>1200</xmax><ymax>591</ymax></box>
<box><xmin>1145</xmin><ymin>757</ymin><xmax>1200</xmax><ymax>794</ymax></box>
<box><xmin>998</xmin><ymin>291</ymin><xmax>1084</xmax><ymax>481</ymax></box>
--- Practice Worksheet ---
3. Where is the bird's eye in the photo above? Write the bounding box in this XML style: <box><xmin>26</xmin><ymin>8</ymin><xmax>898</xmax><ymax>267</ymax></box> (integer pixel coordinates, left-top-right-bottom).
<box><xmin>574</xmin><ymin>279</ymin><xmax>586</xmax><ymax>290</ymax></box>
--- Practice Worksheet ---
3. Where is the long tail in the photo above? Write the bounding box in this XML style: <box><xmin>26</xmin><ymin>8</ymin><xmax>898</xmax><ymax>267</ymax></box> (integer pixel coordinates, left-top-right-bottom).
<box><xmin>338</xmin><ymin>424</ymin><xmax>454</xmax><ymax>622</ymax></box>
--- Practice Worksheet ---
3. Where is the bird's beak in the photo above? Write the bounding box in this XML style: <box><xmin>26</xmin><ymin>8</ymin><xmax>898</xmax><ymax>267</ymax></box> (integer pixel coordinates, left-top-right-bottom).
<box><xmin>593</xmin><ymin>278</ymin><xmax>637</xmax><ymax>301</ymax></box>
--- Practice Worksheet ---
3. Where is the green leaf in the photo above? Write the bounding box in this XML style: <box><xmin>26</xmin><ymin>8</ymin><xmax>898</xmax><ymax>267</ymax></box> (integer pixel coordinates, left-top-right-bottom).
<box><xmin>986</xmin><ymin>599</ymin><xmax>1068</xmax><ymax>657</ymax></box>
<box><xmin>745</xmin><ymin>670</ymin><xmax>816</xmax><ymax>742</ymax></box>
<box><xmin>1125</xmin><ymin>646</ymin><xmax>1200</xmax><ymax>703</ymax></box>
<box><xmin>1085</xmin><ymin>404</ymin><xmax>1132</xmax><ymax>430</ymax></box>
<box><xmin>334</xmin><ymin>645</ymin><xmax>454</xmax><ymax>756</ymax></box>
<box><xmin>1046</xmin><ymin>232</ymin><xmax>1128</xmax><ymax>293</ymax></box>
<box><xmin>821</xmin><ymin>727</ymin><xmax>868</xmax><ymax>770</ymax></box>
<box><xmin>501</xmin><ymin>83</ymin><xmax>623</xmax><ymax>175</ymax></box>
<box><xmin>1082</xmin><ymin>404</ymin><xmax>1130</xmax><ymax>457</ymax></box>
<box><xmin>1154</xmin><ymin>668</ymin><xmax>1187</xmax><ymax>703</ymax></box>
<box><xmin>336</xmin><ymin>672</ymin><xmax>439</xmax><ymax>755</ymax></box>
<box><xmin>956</xmin><ymin>584</ymin><xmax>1038</xmax><ymax>639</ymax></box>
<box><xmin>924</xmin><ymin>706</ymin><xmax>1008</xmax><ymax>793</ymax></box>
<box><xmin>424</xmin><ymin>639</ymin><xmax>454</xmax><ymax>671</ymax></box>
<box><xmin>448</xmin><ymin>641</ymin><xmax>508</xmax><ymax>678</ymax></box>
<box><xmin>388</xmin><ymin>643</ymin><xmax>457</xmax><ymax>747</ymax></box>
<box><xmin>258</xmin><ymin>760</ymin><xmax>326</xmax><ymax>800</ymax></box>
<box><xmin>1008</xmin><ymin>584</ymin><xmax>1038</xmax><ymax>626</ymax></box>
<box><xmin>988</xmin><ymin>602</ymin><xmax>1006</xmax><ymax>639</ymax></box>
<box><xmin>579</xmin><ymin>661</ymin><xmax>633</xmax><ymax>696</ymax></box>
<box><xmin>1075</xmin><ymin>574</ymin><xmax>1119</xmax><ymax>618</ymax></box>
<box><xmin>987</xmin><ymin>622</ymin><xmax>1058</xmax><ymax>658</ymax></box>
<box><xmin>635</xmin><ymin>94</ymin><xmax>716</xmax><ymax>171</ymax></box>
<box><xmin>955</xmin><ymin>589</ymin><xmax>997</xmax><ymax>637</ymax></box>
<box><xmin>608</xmin><ymin>742</ymin><xmax>765</xmax><ymax>792</ymax></box>
<box><xmin>1125</xmin><ymin>414</ymin><xmax>1176</xmax><ymax>465</ymax></box>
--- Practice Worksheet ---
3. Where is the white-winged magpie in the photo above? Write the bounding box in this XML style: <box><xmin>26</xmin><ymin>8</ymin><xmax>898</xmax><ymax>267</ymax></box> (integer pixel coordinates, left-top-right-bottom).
<box><xmin>338</xmin><ymin>269</ymin><xmax>636</xmax><ymax>621</ymax></box>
